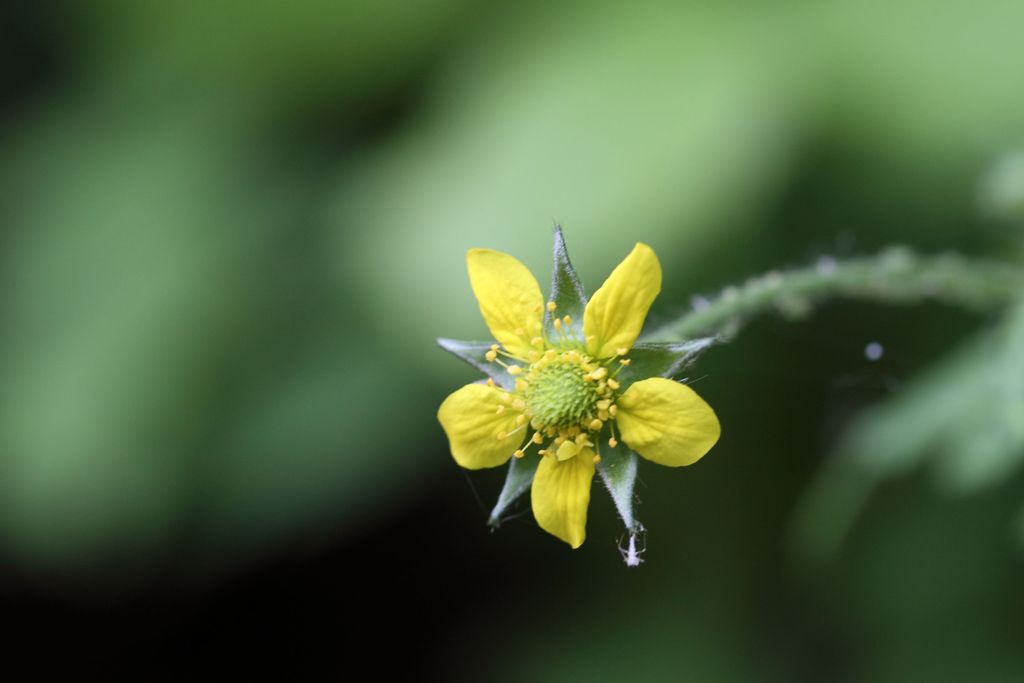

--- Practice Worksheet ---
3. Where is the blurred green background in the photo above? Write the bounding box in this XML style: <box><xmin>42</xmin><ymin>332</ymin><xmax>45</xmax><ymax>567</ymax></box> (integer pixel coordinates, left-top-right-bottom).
<box><xmin>2</xmin><ymin>0</ymin><xmax>1024</xmax><ymax>679</ymax></box>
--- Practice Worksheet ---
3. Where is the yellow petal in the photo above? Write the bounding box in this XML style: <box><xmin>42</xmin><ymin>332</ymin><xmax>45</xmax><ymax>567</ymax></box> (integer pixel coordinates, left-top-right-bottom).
<box><xmin>583</xmin><ymin>243</ymin><xmax>662</xmax><ymax>358</ymax></box>
<box><xmin>616</xmin><ymin>378</ymin><xmax>720</xmax><ymax>467</ymax></box>
<box><xmin>437</xmin><ymin>383</ymin><xmax>520</xmax><ymax>470</ymax></box>
<box><xmin>467</xmin><ymin>248</ymin><xmax>544</xmax><ymax>359</ymax></box>
<box><xmin>531</xmin><ymin>449</ymin><xmax>596</xmax><ymax>548</ymax></box>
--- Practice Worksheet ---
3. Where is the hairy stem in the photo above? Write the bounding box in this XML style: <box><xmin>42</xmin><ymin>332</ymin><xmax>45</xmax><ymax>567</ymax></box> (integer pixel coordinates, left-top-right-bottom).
<box><xmin>645</xmin><ymin>246</ymin><xmax>1024</xmax><ymax>342</ymax></box>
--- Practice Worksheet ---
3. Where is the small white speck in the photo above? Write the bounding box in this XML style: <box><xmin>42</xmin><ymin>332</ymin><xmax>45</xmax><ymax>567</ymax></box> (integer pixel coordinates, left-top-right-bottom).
<box><xmin>864</xmin><ymin>342</ymin><xmax>884</xmax><ymax>361</ymax></box>
<box><xmin>816</xmin><ymin>255</ymin><xmax>837</xmax><ymax>275</ymax></box>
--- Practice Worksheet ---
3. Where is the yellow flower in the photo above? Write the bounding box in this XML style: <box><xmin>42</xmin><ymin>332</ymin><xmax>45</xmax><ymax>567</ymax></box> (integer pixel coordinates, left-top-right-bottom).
<box><xmin>437</xmin><ymin>236</ymin><xmax>720</xmax><ymax>549</ymax></box>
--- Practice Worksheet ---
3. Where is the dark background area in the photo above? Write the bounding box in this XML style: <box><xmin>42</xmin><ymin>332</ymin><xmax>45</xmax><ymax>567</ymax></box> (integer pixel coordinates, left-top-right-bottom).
<box><xmin>2</xmin><ymin>2</ymin><xmax>1024</xmax><ymax>680</ymax></box>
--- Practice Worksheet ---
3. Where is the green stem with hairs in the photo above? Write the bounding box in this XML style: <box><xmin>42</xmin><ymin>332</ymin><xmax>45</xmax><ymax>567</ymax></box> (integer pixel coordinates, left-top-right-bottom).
<box><xmin>644</xmin><ymin>246</ymin><xmax>1024</xmax><ymax>343</ymax></box>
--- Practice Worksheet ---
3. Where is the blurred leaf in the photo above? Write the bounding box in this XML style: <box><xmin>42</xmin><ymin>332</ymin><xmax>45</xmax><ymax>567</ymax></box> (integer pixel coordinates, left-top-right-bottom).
<box><xmin>792</xmin><ymin>297</ymin><xmax>1024</xmax><ymax>565</ymax></box>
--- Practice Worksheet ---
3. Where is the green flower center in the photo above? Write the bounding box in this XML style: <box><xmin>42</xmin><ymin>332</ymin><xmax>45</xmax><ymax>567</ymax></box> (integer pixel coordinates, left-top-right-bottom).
<box><xmin>525</xmin><ymin>358</ymin><xmax>600</xmax><ymax>429</ymax></box>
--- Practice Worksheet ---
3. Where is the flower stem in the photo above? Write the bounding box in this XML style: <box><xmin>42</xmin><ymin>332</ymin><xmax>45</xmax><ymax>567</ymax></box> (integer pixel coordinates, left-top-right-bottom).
<box><xmin>644</xmin><ymin>246</ymin><xmax>1024</xmax><ymax>342</ymax></box>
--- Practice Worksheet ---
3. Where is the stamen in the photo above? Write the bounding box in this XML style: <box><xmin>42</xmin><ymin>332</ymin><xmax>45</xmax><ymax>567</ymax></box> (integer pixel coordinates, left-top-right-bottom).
<box><xmin>514</xmin><ymin>449</ymin><xmax>525</xmax><ymax>458</ymax></box>
<box><xmin>546</xmin><ymin>301</ymin><xmax>557</xmax><ymax>312</ymax></box>
<box><xmin>609</xmin><ymin>404</ymin><xmax>618</xmax><ymax>417</ymax></box>
<box><xmin>495</xmin><ymin>405</ymin><xmax>506</xmax><ymax>415</ymax></box>
<box><xmin>618</xmin><ymin>358</ymin><xmax>631</xmax><ymax>366</ymax></box>
<box><xmin>562</xmin><ymin>315</ymin><xmax>572</xmax><ymax>326</ymax></box>
<box><xmin>608</xmin><ymin>437</ymin><xmax>618</xmax><ymax>448</ymax></box>
<box><xmin>507</xmin><ymin>365</ymin><xmax>523</xmax><ymax>375</ymax></box>
<box><xmin>616</xmin><ymin>346</ymin><xmax>629</xmax><ymax>356</ymax></box>
<box><xmin>530</xmin><ymin>336</ymin><xmax>544</xmax><ymax>348</ymax></box>
<box><xmin>588</xmin><ymin>418</ymin><xmax>603</xmax><ymax>431</ymax></box>
<box><xmin>592</xmin><ymin>454</ymin><xmax>602</xmax><ymax>464</ymax></box>
<box><xmin>607</xmin><ymin>378</ymin><xmax>620</xmax><ymax>391</ymax></box>
<box><xmin>486</xmin><ymin>378</ymin><xmax>495</xmax><ymax>388</ymax></box>
<box><xmin>485</xmin><ymin>350</ymin><xmax>498</xmax><ymax>362</ymax></box>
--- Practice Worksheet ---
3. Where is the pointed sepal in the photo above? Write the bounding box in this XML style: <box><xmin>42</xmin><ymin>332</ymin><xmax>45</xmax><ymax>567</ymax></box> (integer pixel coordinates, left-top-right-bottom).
<box><xmin>616</xmin><ymin>337</ymin><xmax>716</xmax><ymax>390</ymax></box>
<box><xmin>597</xmin><ymin>441</ymin><xmax>641</xmax><ymax>533</ymax></box>
<box><xmin>543</xmin><ymin>226</ymin><xmax>588</xmax><ymax>339</ymax></box>
<box><xmin>488</xmin><ymin>454</ymin><xmax>541</xmax><ymax>527</ymax></box>
<box><xmin>436</xmin><ymin>338</ymin><xmax>515</xmax><ymax>390</ymax></box>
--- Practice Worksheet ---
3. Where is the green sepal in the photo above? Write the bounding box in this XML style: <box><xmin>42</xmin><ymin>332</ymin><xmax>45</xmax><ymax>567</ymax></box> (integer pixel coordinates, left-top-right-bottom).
<box><xmin>616</xmin><ymin>338</ymin><xmax>716</xmax><ymax>390</ymax></box>
<box><xmin>436</xmin><ymin>338</ymin><xmax>514</xmax><ymax>390</ymax></box>
<box><xmin>543</xmin><ymin>225</ymin><xmax>588</xmax><ymax>339</ymax></box>
<box><xmin>488</xmin><ymin>454</ymin><xmax>540</xmax><ymax>528</ymax></box>
<box><xmin>597</xmin><ymin>441</ymin><xmax>641</xmax><ymax>533</ymax></box>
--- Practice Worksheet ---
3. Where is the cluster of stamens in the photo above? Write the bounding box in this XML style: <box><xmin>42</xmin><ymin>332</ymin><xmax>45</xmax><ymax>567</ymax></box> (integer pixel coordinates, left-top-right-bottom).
<box><xmin>486</xmin><ymin>301</ymin><xmax>632</xmax><ymax>465</ymax></box>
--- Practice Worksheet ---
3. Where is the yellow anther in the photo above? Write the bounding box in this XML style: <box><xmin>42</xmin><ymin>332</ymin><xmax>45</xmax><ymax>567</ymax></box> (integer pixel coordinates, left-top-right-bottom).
<box><xmin>562</xmin><ymin>315</ymin><xmax>572</xmax><ymax>326</ymax></box>
<box><xmin>544</xmin><ymin>349</ymin><xmax>557</xmax><ymax>361</ymax></box>
<box><xmin>495</xmin><ymin>405</ymin><xmax>506</xmax><ymax>415</ymax></box>
<box><xmin>528</xmin><ymin>350</ymin><xmax>541</xmax><ymax>363</ymax></box>
<box><xmin>618</xmin><ymin>358</ymin><xmax>631</xmax><ymax>366</ymax></box>
<box><xmin>515</xmin><ymin>379</ymin><xmax>529</xmax><ymax>392</ymax></box>
<box><xmin>485</xmin><ymin>350</ymin><xmax>498</xmax><ymax>362</ymax></box>
<box><xmin>516</xmin><ymin>414</ymin><xmax>527</xmax><ymax>425</ymax></box>
<box><xmin>486</xmin><ymin>377</ymin><xmax>495</xmax><ymax>388</ymax></box>
<box><xmin>609</xmin><ymin>405</ymin><xmax>618</xmax><ymax>417</ymax></box>
<box><xmin>589</xmin><ymin>418</ymin><xmax>603</xmax><ymax>431</ymax></box>
<box><xmin>538</xmin><ymin>449</ymin><xmax>548</xmax><ymax>456</ymax></box>
<box><xmin>497</xmin><ymin>431</ymin><xmax>508</xmax><ymax>441</ymax></box>
<box><xmin>607</xmin><ymin>378</ymin><xmax>620</xmax><ymax>390</ymax></box>
<box><xmin>553</xmin><ymin>319</ymin><xmax>562</xmax><ymax>331</ymax></box>
<box><xmin>567</xmin><ymin>425</ymin><xmax>580</xmax><ymax>437</ymax></box>
<box><xmin>490</xmin><ymin>344</ymin><xmax>500</xmax><ymax>351</ymax></box>
<box><xmin>592</xmin><ymin>454</ymin><xmax>602</xmax><ymax>464</ymax></box>
<box><xmin>512</xmin><ymin>399</ymin><xmax>526</xmax><ymax>411</ymax></box>
<box><xmin>547</xmin><ymin>301</ymin><xmax>557</xmax><ymax>312</ymax></box>
<box><xmin>514</xmin><ymin>449</ymin><xmax>525</xmax><ymax>458</ymax></box>
<box><xmin>596</xmin><ymin>399</ymin><xmax>611</xmax><ymax>411</ymax></box>
<box><xmin>556</xmin><ymin>440</ymin><xmax>579</xmax><ymax>461</ymax></box>
<box><xmin>588</xmin><ymin>367</ymin><xmax>608</xmax><ymax>381</ymax></box>
<box><xmin>608</xmin><ymin>437</ymin><xmax>618</xmax><ymax>448</ymax></box>
<box><xmin>500</xmin><ymin>392</ymin><xmax>512</xmax><ymax>404</ymax></box>
<box><xmin>545</xmin><ymin>426</ymin><xmax>557</xmax><ymax>437</ymax></box>
<box><xmin>554</xmin><ymin>436</ymin><xmax>565</xmax><ymax>446</ymax></box>
<box><xmin>530</xmin><ymin>336</ymin><xmax>544</xmax><ymax>348</ymax></box>
<box><xmin>507</xmin><ymin>364</ymin><xmax>522</xmax><ymax>375</ymax></box>
<box><xmin>575</xmin><ymin>433</ymin><xmax>592</xmax><ymax>448</ymax></box>
<box><xmin>532</xmin><ymin>432</ymin><xmax>544</xmax><ymax>444</ymax></box>
<box><xmin>616</xmin><ymin>347</ymin><xmax>629</xmax><ymax>356</ymax></box>
<box><xmin>598</xmin><ymin>410</ymin><xmax>609</xmax><ymax>420</ymax></box>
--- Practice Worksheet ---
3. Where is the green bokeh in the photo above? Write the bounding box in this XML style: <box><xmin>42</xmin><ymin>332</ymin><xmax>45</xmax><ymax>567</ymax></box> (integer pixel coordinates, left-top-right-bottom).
<box><xmin>2</xmin><ymin>0</ymin><xmax>1024</xmax><ymax>678</ymax></box>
